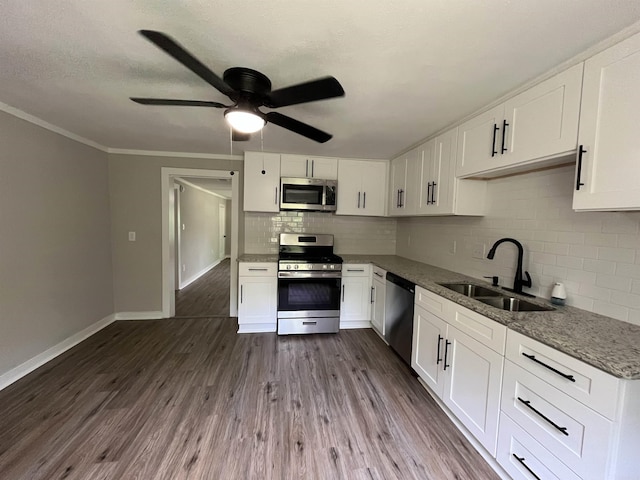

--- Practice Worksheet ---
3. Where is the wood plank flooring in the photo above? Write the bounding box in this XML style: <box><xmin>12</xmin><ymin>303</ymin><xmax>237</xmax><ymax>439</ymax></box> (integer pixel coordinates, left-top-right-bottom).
<box><xmin>175</xmin><ymin>258</ymin><xmax>230</xmax><ymax>317</ymax></box>
<box><xmin>0</xmin><ymin>318</ymin><xmax>500</xmax><ymax>479</ymax></box>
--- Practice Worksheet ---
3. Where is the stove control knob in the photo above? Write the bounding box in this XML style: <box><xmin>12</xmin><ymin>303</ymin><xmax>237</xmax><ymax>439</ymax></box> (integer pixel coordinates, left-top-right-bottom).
<box><xmin>286</xmin><ymin>265</ymin><xmax>291</xmax><ymax>270</ymax></box>
<box><xmin>323</xmin><ymin>264</ymin><xmax>327</xmax><ymax>269</ymax></box>
<box><xmin>330</xmin><ymin>265</ymin><xmax>335</xmax><ymax>269</ymax></box>
<box><xmin>294</xmin><ymin>265</ymin><xmax>299</xmax><ymax>270</ymax></box>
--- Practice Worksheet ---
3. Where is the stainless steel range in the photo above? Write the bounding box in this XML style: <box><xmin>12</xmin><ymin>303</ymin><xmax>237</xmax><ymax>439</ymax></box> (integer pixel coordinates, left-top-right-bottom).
<box><xmin>277</xmin><ymin>233</ymin><xmax>343</xmax><ymax>335</ymax></box>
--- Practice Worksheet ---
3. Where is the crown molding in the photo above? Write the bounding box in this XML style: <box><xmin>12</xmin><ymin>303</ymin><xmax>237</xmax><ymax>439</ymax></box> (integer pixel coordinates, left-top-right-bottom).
<box><xmin>108</xmin><ymin>148</ymin><xmax>243</xmax><ymax>160</ymax></box>
<box><xmin>0</xmin><ymin>101</ymin><xmax>108</xmax><ymax>152</ymax></box>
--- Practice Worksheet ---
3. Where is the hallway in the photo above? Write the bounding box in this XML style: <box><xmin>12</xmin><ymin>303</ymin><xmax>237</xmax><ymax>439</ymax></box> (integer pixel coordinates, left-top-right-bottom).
<box><xmin>175</xmin><ymin>258</ymin><xmax>230</xmax><ymax>317</ymax></box>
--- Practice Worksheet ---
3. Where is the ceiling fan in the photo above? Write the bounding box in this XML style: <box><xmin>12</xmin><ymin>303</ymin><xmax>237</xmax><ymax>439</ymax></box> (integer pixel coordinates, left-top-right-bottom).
<box><xmin>130</xmin><ymin>30</ymin><xmax>345</xmax><ymax>143</ymax></box>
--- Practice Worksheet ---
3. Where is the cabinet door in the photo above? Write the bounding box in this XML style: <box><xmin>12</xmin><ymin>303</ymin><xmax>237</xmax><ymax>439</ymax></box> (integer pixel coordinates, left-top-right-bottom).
<box><xmin>573</xmin><ymin>32</ymin><xmax>640</xmax><ymax>211</ymax></box>
<box><xmin>280</xmin><ymin>154</ymin><xmax>308</xmax><ymax>177</ymax></box>
<box><xmin>412</xmin><ymin>305</ymin><xmax>447</xmax><ymax>397</ymax></box>
<box><xmin>442</xmin><ymin>326</ymin><xmax>504</xmax><ymax>456</ymax></box>
<box><xmin>388</xmin><ymin>155</ymin><xmax>407</xmax><ymax>216</ymax></box>
<box><xmin>243</xmin><ymin>152</ymin><xmax>281</xmax><ymax>212</ymax></box>
<box><xmin>420</xmin><ymin>129</ymin><xmax>458</xmax><ymax>215</ymax></box>
<box><xmin>336</xmin><ymin>159</ymin><xmax>363</xmax><ymax>215</ymax></box>
<box><xmin>502</xmin><ymin>63</ymin><xmax>582</xmax><ymax>168</ymax></box>
<box><xmin>416</xmin><ymin>139</ymin><xmax>436</xmax><ymax>214</ymax></box>
<box><xmin>309</xmin><ymin>157</ymin><xmax>338</xmax><ymax>179</ymax></box>
<box><xmin>456</xmin><ymin>105</ymin><xmax>504</xmax><ymax>177</ymax></box>
<box><xmin>360</xmin><ymin>160</ymin><xmax>387</xmax><ymax>216</ymax></box>
<box><xmin>371</xmin><ymin>277</ymin><xmax>386</xmax><ymax>335</ymax></box>
<box><xmin>340</xmin><ymin>276</ymin><xmax>371</xmax><ymax>323</ymax></box>
<box><xmin>238</xmin><ymin>276</ymin><xmax>277</xmax><ymax>332</ymax></box>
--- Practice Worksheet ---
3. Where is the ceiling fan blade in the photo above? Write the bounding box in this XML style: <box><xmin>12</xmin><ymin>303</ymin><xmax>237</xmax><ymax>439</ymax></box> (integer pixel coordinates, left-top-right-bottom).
<box><xmin>130</xmin><ymin>98</ymin><xmax>228</xmax><ymax>108</ymax></box>
<box><xmin>264</xmin><ymin>112</ymin><xmax>332</xmax><ymax>143</ymax></box>
<box><xmin>138</xmin><ymin>30</ymin><xmax>235</xmax><ymax>97</ymax></box>
<box><xmin>265</xmin><ymin>76</ymin><xmax>345</xmax><ymax>108</ymax></box>
<box><xmin>232</xmin><ymin>131</ymin><xmax>250</xmax><ymax>141</ymax></box>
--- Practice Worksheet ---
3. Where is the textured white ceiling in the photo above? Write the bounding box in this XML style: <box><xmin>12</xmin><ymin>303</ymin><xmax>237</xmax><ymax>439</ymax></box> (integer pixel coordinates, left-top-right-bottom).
<box><xmin>2</xmin><ymin>1</ymin><xmax>640</xmax><ymax>159</ymax></box>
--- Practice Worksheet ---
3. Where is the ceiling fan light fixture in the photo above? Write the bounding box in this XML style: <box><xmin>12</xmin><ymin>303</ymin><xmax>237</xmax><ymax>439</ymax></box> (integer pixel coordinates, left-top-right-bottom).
<box><xmin>224</xmin><ymin>109</ymin><xmax>265</xmax><ymax>133</ymax></box>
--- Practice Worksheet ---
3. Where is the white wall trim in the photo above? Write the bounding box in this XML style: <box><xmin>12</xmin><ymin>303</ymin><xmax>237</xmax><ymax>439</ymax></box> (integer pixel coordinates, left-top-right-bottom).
<box><xmin>109</xmin><ymin>148</ymin><xmax>242</xmax><ymax>160</ymax></box>
<box><xmin>0</xmin><ymin>101</ymin><xmax>108</xmax><ymax>152</ymax></box>
<box><xmin>115</xmin><ymin>311</ymin><xmax>164</xmax><ymax>320</ymax></box>
<box><xmin>0</xmin><ymin>313</ymin><xmax>117</xmax><ymax>392</ymax></box>
<box><xmin>179</xmin><ymin>259</ymin><xmax>221</xmax><ymax>290</ymax></box>
<box><xmin>175</xmin><ymin>178</ymin><xmax>230</xmax><ymax>200</ymax></box>
<box><xmin>340</xmin><ymin>321</ymin><xmax>373</xmax><ymax>329</ymax></box>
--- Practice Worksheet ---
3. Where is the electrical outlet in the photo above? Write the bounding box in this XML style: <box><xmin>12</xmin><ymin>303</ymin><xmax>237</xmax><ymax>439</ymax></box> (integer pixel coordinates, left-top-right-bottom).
<box><xmin>472</xmin><ymin>243</ymin><xmax>485</xmax><ymax>259</ymax></box>
<box><xmin>182</xmin><ymin>264</ymin><xmax>186</xmax><ymax>272</ymax></box>
<box><xmin>128</xmin><ymin>231</ymin><xmax>136</xmax><ymax>242</ymax></box>
<box><xmin>449</xmin><ymin>241</ymin><xmax>457</xmax><ymax>255</ymax></box>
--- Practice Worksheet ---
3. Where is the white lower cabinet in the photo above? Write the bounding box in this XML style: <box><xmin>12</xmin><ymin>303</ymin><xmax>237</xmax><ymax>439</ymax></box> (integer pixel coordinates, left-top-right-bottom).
<box><xmin>412</xmin><ymin>286</ymin><xmax>505</xmax><ymax>456</ymax></box>
<box><xmin>340</xmin><ymin>264</ymin><xmax>372</xmax><ymax>328</ymax></box>
<box><xmin>370</xmin><ymin>266</ymin><xmax>386</xmax><ymax>336</ymax></box>
<box><xmin>237</xmin><ymin>262</ymin><xmax>277</xmax><ymax>333</ymax></box>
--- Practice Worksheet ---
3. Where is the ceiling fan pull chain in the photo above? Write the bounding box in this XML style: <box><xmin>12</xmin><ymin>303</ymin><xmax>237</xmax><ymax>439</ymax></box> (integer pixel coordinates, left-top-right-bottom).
<box><xmin>260</xmin><ymin>130</ymin><xmax>266</xmax><ymax>174</ymax></box>
<box><xmin>228</xmin><ymin>127</ymin><xmax>233</xmax><ymax>156</ymax></box>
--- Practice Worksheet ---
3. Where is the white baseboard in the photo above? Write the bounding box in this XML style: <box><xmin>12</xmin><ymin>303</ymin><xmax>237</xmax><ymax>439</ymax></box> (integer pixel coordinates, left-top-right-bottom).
<box><xmin>237</xmin><ymin>323</ymin><xmax>276</xmax><ymax>334</ymax></box>
<box><xmin>179</xmin><ymin>259</ymin><xmax>221</xmax><ymax>290</ymax></box>
<box><xmin>339</xmin><ymin>320</ymin><xmax>372</xmax><ymax>329</ymax></box>
<box><xmin>115</xmin><ymin>311</ymin><xmax>164</xmax><ymax>320</ymax></box>
<box><xmin>0</xmin><ymin>313</ymin><xmax>117</xmax><ymax>392</ymax></box>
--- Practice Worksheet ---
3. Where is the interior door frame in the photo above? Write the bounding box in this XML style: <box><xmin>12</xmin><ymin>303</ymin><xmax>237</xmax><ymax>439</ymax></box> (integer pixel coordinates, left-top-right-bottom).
<box><xmin>161</xmin><ymin>167</ymin><xmax>240</xmax><ymax>318</ymax></box>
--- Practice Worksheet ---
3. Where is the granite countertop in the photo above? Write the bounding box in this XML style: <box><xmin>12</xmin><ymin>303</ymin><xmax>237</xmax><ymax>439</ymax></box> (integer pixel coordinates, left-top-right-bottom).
<box><xmin>239</xmin><ymin>253</ymin><xmax>640</xmax><ymax>379</ymax></box>
<box><xmin>238</xmin><ymin>254</ymin><xmax>279</xmax><ymax>262</ymax></box>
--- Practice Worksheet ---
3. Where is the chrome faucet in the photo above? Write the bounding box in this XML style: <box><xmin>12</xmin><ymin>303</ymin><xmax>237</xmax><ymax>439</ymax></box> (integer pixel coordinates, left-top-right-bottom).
<box><xmin>487</xmin><ymin>238</ymin><xmax>532</xmax><ymax>295</ymax></box>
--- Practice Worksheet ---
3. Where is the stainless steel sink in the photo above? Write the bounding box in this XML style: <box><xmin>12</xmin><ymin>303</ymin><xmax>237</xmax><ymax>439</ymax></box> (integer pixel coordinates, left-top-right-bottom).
<box><xmin>476</xmin><ymin>296</ymin><xmax>554</xmax><ymax>312</ymax></box>
<box><xmin>439</xmin><ymin>283</ymin><xmax>503</xmax><ymax>297</ymax></box>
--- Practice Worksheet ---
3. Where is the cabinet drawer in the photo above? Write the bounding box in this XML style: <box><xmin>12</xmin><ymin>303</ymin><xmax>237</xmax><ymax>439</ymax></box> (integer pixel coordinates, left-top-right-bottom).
<box><xmin>342</xmin><ymin>264</ymin><xmax>371</xmax><ymax>277</ymax></box>
<box><xmin>238</xmin><ymin>262</ymin><xmax>277</xmax><ymax>276</ymax></box>
<box><xmin>372</xmin><ymin>265</ymin><xmax>386</xmax><ymax>280</ymax></box>
<box><xmin>449</xmin><ymin>302</ymin><xmax>506</xmax><ymax>355</ymax></box>
<box><xmin>506</xmin><ymin>330</ymin><xmax>620</xmax><ymax>419</ymax></box>
<box><xmin>497</xmin><ymin>413</ymin><xmax>581</xmax><ymax>480</ymax></box>
<box><xmin>502</xmin><ymin>360</ymin><xmax>614</xmax><ymax>479</ymax></box>
<box><xmin>415</xmin><ymin>286</ymin><xmax>447</xmax><ymax>317</ymax></box>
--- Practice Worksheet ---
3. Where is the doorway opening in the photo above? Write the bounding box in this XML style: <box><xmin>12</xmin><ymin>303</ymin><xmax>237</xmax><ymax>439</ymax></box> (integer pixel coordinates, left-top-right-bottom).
<box><xmin>161</xmin><ymin>167</ymin><xmax>240</xmax><ymax>319</ymax></box>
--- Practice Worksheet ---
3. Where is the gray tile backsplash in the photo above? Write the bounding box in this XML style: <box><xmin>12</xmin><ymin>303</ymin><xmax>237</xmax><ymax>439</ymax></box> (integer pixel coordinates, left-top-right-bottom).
<box><xmin>245</xmin><ymin>211</ymin><xmax>397</xmax><ymax>254</ymax></box>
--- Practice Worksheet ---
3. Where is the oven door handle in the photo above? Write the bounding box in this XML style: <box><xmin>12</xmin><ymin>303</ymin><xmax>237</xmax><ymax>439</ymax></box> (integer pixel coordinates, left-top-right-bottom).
<box><xmin>277</xmin><ymin>271</ymin><xmax>342</xmax><ymax>279</ymax></box>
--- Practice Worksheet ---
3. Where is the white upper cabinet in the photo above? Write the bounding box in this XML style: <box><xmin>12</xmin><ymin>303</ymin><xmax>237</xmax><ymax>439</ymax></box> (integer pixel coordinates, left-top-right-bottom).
<box><xmin>573</xmin><ymin>32</ymin><xmax>640</xmax><ymax>211</ymax></box>
<box><xmin>417</xmin><ymin>127</ymin><xmax>486</xmax><ymax>216</ymax></box>
<box><xmin>243</xmin><ymin>152</ymin><xmax>281</xmax><ymax>212</ymax></box>
<box><xmin>456</xmin><ymin>63</ymin><xmax>583</xmax><ymax>178</ymax></box>
<box><xmin>280</xmin><ymin>154</ymin><xmax>338</xmax><ymax>179</ymax></box>
<box><xmin>336</xmin><ymin>159</ymin><xmax>387</xmax><ymax>216</ymax></box>
<box><xmin>388</xmin><ymin>148</ymin><xmax>420</xmax><ymax>216</ymax></box>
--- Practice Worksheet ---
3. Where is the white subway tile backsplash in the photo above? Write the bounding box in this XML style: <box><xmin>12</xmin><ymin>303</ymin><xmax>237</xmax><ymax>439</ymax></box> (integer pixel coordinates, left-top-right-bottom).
<box><xmin>396</xmin><ymin>165</ymin><xmax>640</xmax><ymax>325</ymax></box>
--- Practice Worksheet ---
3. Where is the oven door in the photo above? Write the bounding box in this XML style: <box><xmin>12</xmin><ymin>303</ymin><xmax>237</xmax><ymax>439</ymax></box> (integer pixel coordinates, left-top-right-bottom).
<box><xmin>277</xmin><ymin>271</ymin><xmax>341</xmax><ymax>318</ymax></box>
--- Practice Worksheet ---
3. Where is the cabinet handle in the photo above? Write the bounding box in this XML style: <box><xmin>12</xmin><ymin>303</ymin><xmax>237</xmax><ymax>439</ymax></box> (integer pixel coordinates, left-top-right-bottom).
<box><xmin>443</xmin><ymin>340</ymin><xmax>451</xmax><ymax>370</ymax></box>
<box><xmin>363</xmin><ymin>192</ymin><xmax>366</xmax><ymax>209</ymax></box>
<box><xmin>374</xmin><ymin>272</ymin><xmax>384</xmax><ymax>278</ymax></box>
<box><xmin>521</xmin><ymin>352</ymin><xmax>576</xmax><ymax>382</ymax></box>
<box><xmin>275</xmin><ymin>187</ymin><xmax>278</xmax><ymax>205</ymax></box>
<box><xmin>576</xmin><ymin>145</ymin><xmax>586</xmax><ymax>191</ymax></box>
<box><xmin>305</xmin><ymin>159</ymin><xmax>309</xmax><ymax>177</ymax></box>
<box><xmin>370</xmin><ymin>286</ymin><xmax>375</xmax><ymax>304</ymax></box>
<box><xmin>491</xmin><ymin>123</ymin><xmax>499</xmax><ymax>157</ymax></box>
<box><xmin>342</xmin><ymin>285</ymin><xmax>345</xmax><ymax>302</ymax></box>
<box><xmin>399</xmin><ymin>189</ymin><xmax>404</xmax><ymax>208</ymax></box>
<box><xmin>501</xmin><ymin>119</ymin><xmax>509</xmax><ymax>154</ymax></box>
<box><xmin>517</xmin><ymin>397</ymin><xmax>569</xmax><ymax>436</ymax></box>
<box><xmin>358</xmin><ymin>191</ymin><xmax>361</xmax><ymax>208</ymax></box>
<box><xmin>431</xmin><ymin>182</ymin><xmax>437</xmax><ymax>204</ymax></box>
<box><xmin>240</xmin><ymin>285</ymin><xmax>243</xmax><ymax>303</ymax></box>
<box><xmin>436</xmin><ymin>334</ymin><xmax>443</xmax><ymax>365</ymax></box>
<box><xmin>248</xmin><ymin>268</ymin><xmax>268</xmax><ymax>271</ymax></box>
<box><xmin>347</xmin><ymin>268</ymin><xmax>365</xmax><ymax>272</ymax></box>
<box><xmin>396</xmin><ymin>189</ymin><xmax>400</xmax><ymax>208</ymax></box>
<box><xmin>426</xmin><ymin>182</ymin><xmax>432</xmax><ymax>205</ymax></box>
<box><xmin>512</xmin><ymin>454</ymin><xmax>541</xmax><ymax>480</ymax></box>
<box><xmin>311</xmin><ymin>159</ymin><xmax>314</xmax><ymax>177</ymax></box>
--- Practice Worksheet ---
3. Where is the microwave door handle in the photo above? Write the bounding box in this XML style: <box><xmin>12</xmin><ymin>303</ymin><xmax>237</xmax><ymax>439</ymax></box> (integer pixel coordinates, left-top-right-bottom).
<box><xmin>275</xmin><ymin>187</ymin><xmax>278</xmax><ymax>205</ymax></box>
<box><xmin>311</xmin><ymin>159</ymin><xmax>314</xmax><ymax>177</ymax></box>
<box><xmin>305</xmin><ymin>159</ymin><xmax>309</xmax><ymax>177</ymax></box>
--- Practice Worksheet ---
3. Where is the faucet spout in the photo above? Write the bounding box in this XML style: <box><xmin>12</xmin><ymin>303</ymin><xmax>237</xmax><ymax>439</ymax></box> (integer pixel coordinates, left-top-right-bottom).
<box><xmin>487</xmin><ymin>238</ymin><xmax>532</xmax><ymax>294</ymax></box>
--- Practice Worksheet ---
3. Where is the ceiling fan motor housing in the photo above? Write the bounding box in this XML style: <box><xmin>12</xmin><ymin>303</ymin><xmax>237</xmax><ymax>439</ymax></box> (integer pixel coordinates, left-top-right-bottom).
<box><xmin>223</xmin><ymin>67</ymin><xmax>272</xmax><ymax>100</ymax></box>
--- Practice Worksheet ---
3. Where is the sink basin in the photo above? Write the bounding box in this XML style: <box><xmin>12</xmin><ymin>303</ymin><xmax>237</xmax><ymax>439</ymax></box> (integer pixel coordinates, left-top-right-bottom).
<box><xmin>476</xmin><ymin>296</ymin><xmax>554</xmax><ymax>312</ymax></box>
<box><xmin>439</xmin><ymin>283</ymin><xmax>503</xmax><ymax>297</ymax></box>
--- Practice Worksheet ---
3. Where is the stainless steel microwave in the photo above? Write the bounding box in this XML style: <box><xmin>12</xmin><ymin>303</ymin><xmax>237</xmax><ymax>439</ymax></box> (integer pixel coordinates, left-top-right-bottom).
<box><xmin>280</xmin><ymin>177</ymin><xmax>337</xmax><ymax>211</ymax></box>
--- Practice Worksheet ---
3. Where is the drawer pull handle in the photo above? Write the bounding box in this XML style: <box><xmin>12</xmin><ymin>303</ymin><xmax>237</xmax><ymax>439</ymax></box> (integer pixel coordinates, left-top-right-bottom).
<box><xmin>347</xmin><ymin>269</ymin><xmax>365</xmax><ymax>272</ymax></box>
<box><xmin>522</xmin><ymin>352</ymin><xmax>576</xmax><ymax>382</ymax></box>
<box><xmin>436</xmin><ymin>335</ymin><xmax>443</xmax><ymax>365</ymax></box>
<box><xmin>517</xmin><ymin>397</ymin><xmax>568</xmax><ymax>436</ymax></box>
<box><xmin>302</xmin><ymin>321</ymin><xmax>317</xmax><ymax>326</ymax></box>
<box><xmin>374</xmin><ymin>272</ymin><xmax>384</xmax><ymax>278</ymax></box>
<box><xmin>512</xmin><ymin>454</ymin><xmax>541</xmax><ymax>480</ymax></box>
<box><xmin>248</xmin><ymin>268</ymin><xmax>268</xmax><ymax>271</ymax></box>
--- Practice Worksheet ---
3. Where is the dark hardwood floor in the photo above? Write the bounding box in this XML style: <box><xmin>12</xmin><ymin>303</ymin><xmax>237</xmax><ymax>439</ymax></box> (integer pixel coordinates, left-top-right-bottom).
<box><xmin>0</xmin><ymin>318</ymin><xmax>499</xmax><ymax>479</ymax></box>
<box><xmin>175</xmin><ymin>258</ymin><xmax>230</xmax><ymax>317</ymax></box>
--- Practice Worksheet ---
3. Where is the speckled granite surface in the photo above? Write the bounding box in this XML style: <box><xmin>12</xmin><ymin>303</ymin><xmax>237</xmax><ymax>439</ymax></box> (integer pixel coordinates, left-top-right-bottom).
<box><xmin>237</xmin><ymin>254</ymin><xmax>279</xmax><ymax>262</ymax></box>
<box><xmin>239</xmin><ymin>253</ymin><xmax>640</xmax><ymax>379</ymax></box>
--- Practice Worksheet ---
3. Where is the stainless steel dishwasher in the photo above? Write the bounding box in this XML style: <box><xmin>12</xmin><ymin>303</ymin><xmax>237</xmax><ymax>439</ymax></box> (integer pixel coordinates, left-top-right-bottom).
<box><xmin>385</xmin><ymin>272</ymin><xmax>415</xmax><ymax>365</ymax></box>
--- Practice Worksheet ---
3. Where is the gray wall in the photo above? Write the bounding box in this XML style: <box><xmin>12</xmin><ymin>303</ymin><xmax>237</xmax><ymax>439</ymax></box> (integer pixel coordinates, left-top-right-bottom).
<box><xmin>396</xmin><ymin>166</ymin><xmax>640</xmax><ymax>325</ymax></box>
<box><xmin>108</xmin><ymin>154</ymin><xmax>241</xmax><ymax>313</ymax></box>
<box><xmin>0</xmin><ymin>111</ymin><xmax>114</xmax><ymax>376</ymax></box>
<box><xmin>176</xmin><ymin>181</ymin><xmax>225</xmax><ymax>287</ymax></box>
